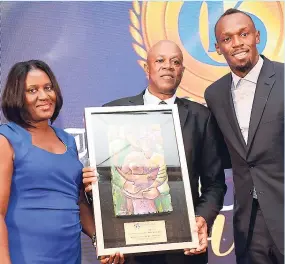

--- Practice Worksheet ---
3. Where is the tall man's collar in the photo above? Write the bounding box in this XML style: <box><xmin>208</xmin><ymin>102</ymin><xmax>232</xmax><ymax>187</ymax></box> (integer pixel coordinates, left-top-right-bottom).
<box><xmin>231</xmin><ymin>55</ymin><xmax>264</xmax><ymax>89</ymax></box>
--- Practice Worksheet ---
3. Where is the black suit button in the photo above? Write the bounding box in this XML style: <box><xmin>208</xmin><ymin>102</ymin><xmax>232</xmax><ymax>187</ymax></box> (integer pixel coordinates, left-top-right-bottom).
<box><xmin>249</xmin><ymin>163</ymin><xmax>255</xmax><ymax>168</ymax></box>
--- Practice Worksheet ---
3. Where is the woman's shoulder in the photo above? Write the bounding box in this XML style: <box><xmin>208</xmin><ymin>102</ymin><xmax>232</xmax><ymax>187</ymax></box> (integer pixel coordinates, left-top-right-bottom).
<box><xmin>0</xmin><ymin>123</ymin><xmax>31</xmax><ymax>161</ymax></box>
<box><xmin>0</xmin><ymin>122</ymin><xmax>17</xmax><ymax>132</ymax></box>
<box><xmin>0</xmin><ymin>122</ymin><xmax>11</xmax><ymax>134</ymax></box>
<box><xmin>0</xmin><ymin>122</ymin><xmax>29</xmax><ymax>140</ymax></box>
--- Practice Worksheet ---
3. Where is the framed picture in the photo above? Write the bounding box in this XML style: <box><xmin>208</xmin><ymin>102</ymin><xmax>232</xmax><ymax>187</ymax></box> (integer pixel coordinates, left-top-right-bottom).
<box><xmin>84</xmin><ymin>104</ymin><xmax>198</xmax><ymax>257</ymax></box>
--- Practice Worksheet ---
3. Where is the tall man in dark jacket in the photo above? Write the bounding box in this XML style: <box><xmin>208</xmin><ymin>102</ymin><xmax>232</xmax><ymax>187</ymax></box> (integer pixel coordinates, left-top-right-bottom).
<box><xmin>205</xmin><ymin>8</ymin><xmax>284</xmax><ymax>264</ymax></box>
<box><xmin>83</xmin><ymin>40</ymin><xmax>227</xmax><ymax>264</ymax></box>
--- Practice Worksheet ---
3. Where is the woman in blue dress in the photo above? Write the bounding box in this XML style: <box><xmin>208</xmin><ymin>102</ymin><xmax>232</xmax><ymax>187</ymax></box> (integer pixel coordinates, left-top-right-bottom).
<box><xmin>0</xmin><ymin>60</ymin><xmax>95</xmax><ymax>264</ymax></box>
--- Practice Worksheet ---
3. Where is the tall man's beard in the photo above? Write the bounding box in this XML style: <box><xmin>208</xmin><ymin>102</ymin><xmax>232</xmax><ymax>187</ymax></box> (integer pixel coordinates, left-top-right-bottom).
<box><xmin>235</xmin><ymin>60</ymin><xmax>253</xmax><ymax>73</ymax></box>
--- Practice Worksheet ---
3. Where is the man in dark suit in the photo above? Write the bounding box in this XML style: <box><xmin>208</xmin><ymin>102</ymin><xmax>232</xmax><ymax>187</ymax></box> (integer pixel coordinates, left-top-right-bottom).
<box><xmin>83</xmin><ymin>40</ymin><xmax>227</xmax><ymax>264</ymax></box>
<box><xmin>205</xmin><ymin>8</ymin><xmax>284</xmax><ymax>264</ymax></box>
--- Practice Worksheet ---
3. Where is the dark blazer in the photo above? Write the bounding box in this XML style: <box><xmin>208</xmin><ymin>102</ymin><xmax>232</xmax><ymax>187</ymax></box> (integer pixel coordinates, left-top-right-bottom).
<box><xmin>205</xmin><ymin>56</ymin><xmax>284</xmax><ymax>257</ymax></box>
<box><xmin>104</xmin><ymin>91</ymin><xmax>227</xmax><ymax>264</ymax></box>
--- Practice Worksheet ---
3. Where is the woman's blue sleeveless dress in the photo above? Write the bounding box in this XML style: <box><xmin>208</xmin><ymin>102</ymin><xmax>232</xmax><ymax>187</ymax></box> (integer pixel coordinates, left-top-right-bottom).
<box><xmin>0</xmin><ymin>122</ymin><xmax>83</xmax><ymax>264</ymax></box>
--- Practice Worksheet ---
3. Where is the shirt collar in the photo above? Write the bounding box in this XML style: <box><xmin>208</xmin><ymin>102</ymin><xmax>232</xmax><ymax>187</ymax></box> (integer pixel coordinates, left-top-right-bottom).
<box><xmin>231</xmin><ymin>55</ymin><xmax>264</xmax><ymax>89</ymax></box>
<box><xmin>143</xmin><ymin>88</ymin><xmax>177</xmax><ymax>105</ymax></box>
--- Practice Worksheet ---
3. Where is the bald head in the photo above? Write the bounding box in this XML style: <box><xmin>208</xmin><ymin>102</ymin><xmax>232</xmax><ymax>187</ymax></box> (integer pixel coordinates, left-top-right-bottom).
<box><xmin>144</xmin><ymin>40</ymin><xmax>185</xmax><ymax>100</ymax></box>
<box><xmin>147</xmin><ymin>40</ymin><xmax>183</xmax><ymax>63</ymax></box>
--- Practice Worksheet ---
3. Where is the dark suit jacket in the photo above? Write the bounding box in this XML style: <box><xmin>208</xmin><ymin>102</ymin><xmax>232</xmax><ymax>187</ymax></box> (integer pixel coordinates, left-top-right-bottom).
<box><xmin>205</xmin><ymin>56</ymin><xmax>284</xmax><ymax>257</ymax></box>
<box><xmin>104</xmin><ymin>91</ymin><xmax>227</xmax><ymax>264</ymax></box>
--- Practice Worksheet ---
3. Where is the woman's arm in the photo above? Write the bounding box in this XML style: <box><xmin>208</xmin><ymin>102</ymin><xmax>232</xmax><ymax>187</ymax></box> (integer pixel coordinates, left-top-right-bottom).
<box><xmin>0</xmin><ymin>135</ymin><xmax>14</xmax><ymax>264</ymax></box>
<box><xmin>81</xmin><ymin>167</ymin><xmax>125</xmax><ymax>263</ymax></box>
<box><xmin>79</xmin><ymin>187</ymin><xmax>95</xmax><ymax>239</ymax></box>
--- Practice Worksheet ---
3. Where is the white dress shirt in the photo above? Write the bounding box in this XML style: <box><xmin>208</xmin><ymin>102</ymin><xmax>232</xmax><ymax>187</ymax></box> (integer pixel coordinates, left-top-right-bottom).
<box><xmin>231</xmin><ymin>56</ymin><xmax>264</xmax><ymax>143</ymax></box>
<box><xmin>231</xmin><ymin>56</ymin><xmax>264</xmax><ymax>198</ymax></box>
<box><xmin>143</xmin><ymin>88</ymin><xmax>176</xmax><ymax>105</ymax></box>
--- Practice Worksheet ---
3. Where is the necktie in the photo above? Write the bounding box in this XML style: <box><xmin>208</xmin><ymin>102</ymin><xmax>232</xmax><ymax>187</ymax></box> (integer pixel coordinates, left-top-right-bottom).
<box><xmin>159</xmin><ymin>101</ymin><xmax>167</xmax><ymax>105</ymax></box>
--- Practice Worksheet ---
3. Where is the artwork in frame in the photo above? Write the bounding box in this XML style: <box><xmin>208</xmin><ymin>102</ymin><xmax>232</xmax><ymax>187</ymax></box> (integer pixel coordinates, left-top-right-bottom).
<box><xmin>108</xmin><ymin>123</ymin><xmax>173</xmax><ymax>216</ymax></box>
<box><xmin>84</xmin><ymin>104</ymin><xmax>198</xmax><ymax>258</ymax></box>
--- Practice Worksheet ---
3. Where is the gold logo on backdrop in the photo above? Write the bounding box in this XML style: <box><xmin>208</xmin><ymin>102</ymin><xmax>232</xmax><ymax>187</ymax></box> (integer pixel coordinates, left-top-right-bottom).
<box><xmin>129</xmin><ymin>0</ymin><xmax>147</xmax><ymax>69</ymax></box>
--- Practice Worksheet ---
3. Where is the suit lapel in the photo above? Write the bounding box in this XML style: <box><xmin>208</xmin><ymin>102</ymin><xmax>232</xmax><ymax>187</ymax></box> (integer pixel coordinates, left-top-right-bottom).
<box><xmin>246</xmin><ymin>57</ymin><xmax>275</xmax><ymax>153</ymax></box>
<box><xmin>175</xmin><ymin>98</ymin><xmax>188</xmax><ymax>129</ymax></box>
<box><xmin>223</xmin><ymin>74</ymin><xmax>247</xmax><ymax>157</ymax></box>
<box><xmin>128</xmin><ymin>91</ymin><xmax>145</xmax><ymax>105</ymax></box>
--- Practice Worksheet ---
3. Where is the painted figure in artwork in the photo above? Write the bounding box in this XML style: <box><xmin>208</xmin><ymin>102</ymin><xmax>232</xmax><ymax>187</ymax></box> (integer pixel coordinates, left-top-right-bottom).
<box><xmin>108</xmin><ymin>124</ymin><xmax>173</xmax><ymax>216</ymax></box>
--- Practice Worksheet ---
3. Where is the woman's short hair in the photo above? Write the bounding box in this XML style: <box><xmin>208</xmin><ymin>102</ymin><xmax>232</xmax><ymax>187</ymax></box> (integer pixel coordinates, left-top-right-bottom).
<box><xmin>1</xmin><ymin>60</ymin><xmax>63</xmax><ymax>127</ymax></box>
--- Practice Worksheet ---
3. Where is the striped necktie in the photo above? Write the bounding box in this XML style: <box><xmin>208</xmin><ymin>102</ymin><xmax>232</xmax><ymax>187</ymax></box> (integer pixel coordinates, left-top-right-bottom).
<box><xmin>159</xmin><ymin>101</ymin><xmax>167</xmax><ymax>105</ymax></box>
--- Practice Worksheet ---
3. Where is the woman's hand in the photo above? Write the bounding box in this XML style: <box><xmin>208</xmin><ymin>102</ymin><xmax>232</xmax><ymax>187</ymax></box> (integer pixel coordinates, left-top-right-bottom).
<box><xmin>82</xmin><ymin>167</ymin><xmax>98</xmax><ymax>193</ymax></box>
